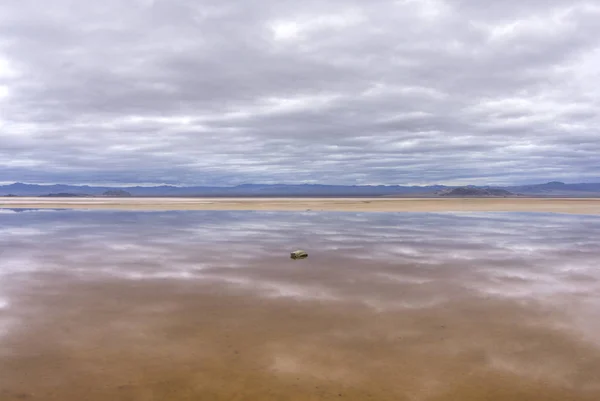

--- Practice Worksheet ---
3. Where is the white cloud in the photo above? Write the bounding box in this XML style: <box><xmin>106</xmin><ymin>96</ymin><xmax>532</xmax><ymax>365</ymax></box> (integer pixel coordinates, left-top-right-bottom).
<box><xmin>0</xmin><ymin>0</ymin><xmax>598</xmax><ymax>185</ymax></box>
<box><xmin>270</xmin><ymin>9</ymin><xmax>365</xmax><ymax>41</ymax></box>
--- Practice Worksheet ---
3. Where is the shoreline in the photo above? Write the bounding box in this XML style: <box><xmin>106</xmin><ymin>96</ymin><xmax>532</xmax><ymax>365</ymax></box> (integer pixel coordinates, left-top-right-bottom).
<box><xmin>2</xmin><ymin>197</ymin><xmax>600</xmax><ymax>214</ymax></box>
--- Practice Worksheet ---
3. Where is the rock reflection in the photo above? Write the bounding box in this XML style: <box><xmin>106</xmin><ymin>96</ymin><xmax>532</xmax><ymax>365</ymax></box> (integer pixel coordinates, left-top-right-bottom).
<box><xmin>0</xmin><ymin>210</ymin><xmax>599</xmax><ymax>400</ymax></box>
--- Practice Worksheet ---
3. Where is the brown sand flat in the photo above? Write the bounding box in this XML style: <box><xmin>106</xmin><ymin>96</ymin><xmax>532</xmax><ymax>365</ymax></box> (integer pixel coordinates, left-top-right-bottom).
<box><xmin>1</xmin><ymin>210</ymin><xmax>600</xmax><ymax>400</ymax></box>
<box><xmin>1</xmin><ymin>197</ymin><xmax>600</xmax><ymax>214</ymax></box>
<box><xmin>3</xmin><ymin>276</ymin><xmax>599</xmax><ymax>401</ymax></box>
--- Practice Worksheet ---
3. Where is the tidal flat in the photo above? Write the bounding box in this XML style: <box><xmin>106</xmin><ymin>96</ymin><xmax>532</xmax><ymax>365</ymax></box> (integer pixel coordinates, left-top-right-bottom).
<box><xmin>0</xmin><ymin>210</ymin><xmax>599</xmax><ymax>400</ymax></box>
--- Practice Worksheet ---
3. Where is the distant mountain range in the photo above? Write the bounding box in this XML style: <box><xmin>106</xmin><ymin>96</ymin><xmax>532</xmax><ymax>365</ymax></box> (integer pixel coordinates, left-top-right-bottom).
<box><xmin>437</xmin><ymin>187</ymin><xmax>515</xmax><ymax>197</ymax></box>
<box><xmin>1</xmin><ymin>181</ymin><xmax>599</xmax><ymax>197</ymax></box>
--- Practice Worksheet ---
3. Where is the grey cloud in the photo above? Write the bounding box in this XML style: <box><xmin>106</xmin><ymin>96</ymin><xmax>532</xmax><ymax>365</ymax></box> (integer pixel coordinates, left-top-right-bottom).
<box><xmin>0</xmin><ymin>0</ymin><xmax>599</xmax><ymax>185</ymax></box>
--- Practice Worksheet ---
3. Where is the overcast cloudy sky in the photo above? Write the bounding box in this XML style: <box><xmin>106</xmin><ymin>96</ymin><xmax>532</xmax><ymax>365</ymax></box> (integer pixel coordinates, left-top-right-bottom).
<box><xmin>0</xmin><ymin>0</ymin><xmax>599</xmax><ymax>186</ymax></box>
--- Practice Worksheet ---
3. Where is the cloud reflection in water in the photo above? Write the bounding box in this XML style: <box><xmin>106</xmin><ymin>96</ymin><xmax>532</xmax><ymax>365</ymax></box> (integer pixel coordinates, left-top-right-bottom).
<box><xmin>1</xmin><ymin>209</ymin><xmax>600</xmax><ymax>399</ymax></box>
<box><xmin>0</xmin><ymin>209</ymin><xmax>599</xmax><ymax>332</ymax></box>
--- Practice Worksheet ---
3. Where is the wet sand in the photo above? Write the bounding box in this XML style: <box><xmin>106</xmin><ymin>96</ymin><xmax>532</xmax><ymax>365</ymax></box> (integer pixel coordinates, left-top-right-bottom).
<box><xmin>1</xmin><ymin>211</ymin><xmax>599</xmax><ymax>400</ymax></box>
<box><xmin>1</xmin><ymin>197</ymin><xmax>600</xmax><ymax>214</ymax></box>
<box><xmin>3</xmin><ymin>277</ymin><xmax>599</xmax><ymax>401</ymax></box>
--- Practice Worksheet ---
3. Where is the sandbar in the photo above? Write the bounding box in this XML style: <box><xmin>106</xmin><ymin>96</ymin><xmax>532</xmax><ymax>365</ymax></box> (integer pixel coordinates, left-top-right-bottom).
<box><xmin>1</xmin><ymin>197</ymin><xmax>600</xmax><ymax>214</ymax></box>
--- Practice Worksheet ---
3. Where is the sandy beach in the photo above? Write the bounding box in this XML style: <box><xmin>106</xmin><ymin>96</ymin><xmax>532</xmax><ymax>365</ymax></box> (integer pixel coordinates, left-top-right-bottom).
<box><xmin>1</xmin><ymin>197</ymin><xmax>600</xmax><ymax>214</ymax></box>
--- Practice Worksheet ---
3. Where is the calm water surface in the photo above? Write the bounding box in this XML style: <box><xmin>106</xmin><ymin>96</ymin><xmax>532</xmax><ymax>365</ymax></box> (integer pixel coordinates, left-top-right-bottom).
<box><xmin>0</xmin><ymin>209</ymin><xmax>599</xmax><ymax>400</ymax></box>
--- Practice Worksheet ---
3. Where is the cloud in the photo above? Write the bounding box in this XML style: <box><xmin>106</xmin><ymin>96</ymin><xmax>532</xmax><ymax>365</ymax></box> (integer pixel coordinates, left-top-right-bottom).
<box><xmin>0</xmin><ymin>0</ymin><xmax>599</xmax><ymax>185</ymax></box>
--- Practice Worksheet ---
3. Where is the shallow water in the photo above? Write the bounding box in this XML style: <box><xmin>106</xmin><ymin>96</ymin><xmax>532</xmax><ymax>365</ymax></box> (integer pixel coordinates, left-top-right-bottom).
<box><xmin>0</xmin><ymin>209</ymin><xmax>599</xmax><ymax>400</ymax></box>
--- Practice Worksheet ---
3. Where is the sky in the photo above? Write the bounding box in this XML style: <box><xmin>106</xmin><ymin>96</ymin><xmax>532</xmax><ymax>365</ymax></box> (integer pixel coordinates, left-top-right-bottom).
<box><xmin>0</xmin><ymin>0</ymin><xmax>599</xmax><ymax>187</ymax></box>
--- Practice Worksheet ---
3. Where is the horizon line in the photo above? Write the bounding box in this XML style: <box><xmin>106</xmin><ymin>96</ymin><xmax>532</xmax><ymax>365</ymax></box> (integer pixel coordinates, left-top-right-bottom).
<box><xmin>0</xmin><ymin>180</ymin><xmax>587</xmax><ymax>188</ymax></box>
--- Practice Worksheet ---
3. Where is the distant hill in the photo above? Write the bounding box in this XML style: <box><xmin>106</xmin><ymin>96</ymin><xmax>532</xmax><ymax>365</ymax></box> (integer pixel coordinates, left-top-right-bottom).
<box><xmin>0</xmin><ymin>181</ymin><xmax>598</xmax><ymax>197</ymax></box>
<box><xmin>438</xmin><ymin>187</ymin><xmax>515</xmax><ymax>197</ymax></box>
<box><xmin>507</xmin><ymin>181</ymin><xmax>600</xmax><ymax>196</ymax></box>
<box><xmin>39</xmin><ymin>193</ymin><xmax>90</xmax><ymax>197</ymax></box>
<box><xmin>102</xmin><ymin>190</ymin><xmax>132</xmax><ymax>197</ymax></box>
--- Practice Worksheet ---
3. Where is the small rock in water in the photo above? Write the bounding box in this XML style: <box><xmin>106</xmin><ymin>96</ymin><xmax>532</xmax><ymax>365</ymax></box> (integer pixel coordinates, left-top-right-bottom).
<box><xmin>290</xmin><ymin>250</ymin><xmax>308</xmax><ymax>260</ymax></box>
